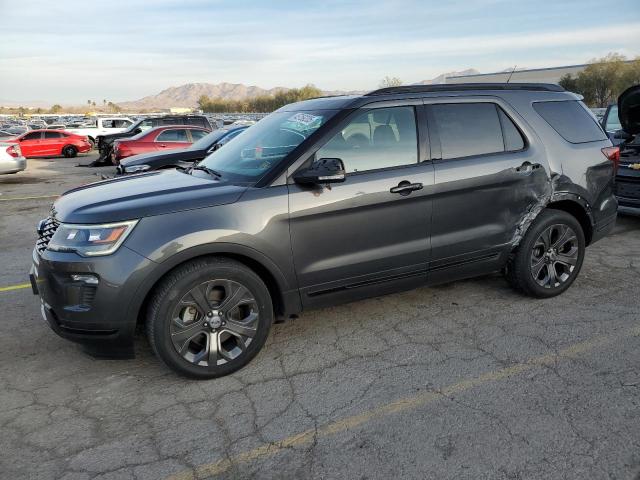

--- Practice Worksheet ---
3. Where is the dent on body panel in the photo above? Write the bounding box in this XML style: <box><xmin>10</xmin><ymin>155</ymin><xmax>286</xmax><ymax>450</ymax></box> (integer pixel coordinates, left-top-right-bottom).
<box><xmin>507</xmin><ymin>167</ymin><xmax>559</xmax><ymax>247</ymax></box>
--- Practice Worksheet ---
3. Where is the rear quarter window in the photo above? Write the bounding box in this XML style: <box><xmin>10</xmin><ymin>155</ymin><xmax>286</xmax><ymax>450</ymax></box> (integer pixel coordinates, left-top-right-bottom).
<box><xmin>533</xmin><ymin>100</ymin><xmax>607</xmax><ymax>143</ymax></box>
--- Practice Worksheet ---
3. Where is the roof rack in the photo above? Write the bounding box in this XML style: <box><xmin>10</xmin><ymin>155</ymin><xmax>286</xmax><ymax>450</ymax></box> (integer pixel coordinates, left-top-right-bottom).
<box><xmin>366</xmin><ymin>83</ymin><xmax>565</xmax><ymax>96</ymax></box>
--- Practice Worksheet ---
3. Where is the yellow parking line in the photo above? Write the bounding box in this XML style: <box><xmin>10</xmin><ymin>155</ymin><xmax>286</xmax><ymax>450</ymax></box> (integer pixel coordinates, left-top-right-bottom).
<box><xmin>0</xmin><ymin>283</ymin><xmax>31</xmax><ymax>292</ymax></box>
<box><xmin>166</xmin><ymin>324</ymin><xmax>640</xmax><ymax>480</ymax></box>
<box><xmin>0</xmin><ymin>194</ymin><xmax>58</xmax><ymax>201</ymax></box>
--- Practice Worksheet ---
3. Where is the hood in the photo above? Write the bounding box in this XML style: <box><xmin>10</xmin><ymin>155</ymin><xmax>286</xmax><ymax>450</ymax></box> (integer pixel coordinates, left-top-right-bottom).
<box><xmin>618</xmin><ymin>84</ymin><xmax>640</xmax><ymax>135</ymax></box>
<box><xmin>52</xmin><ymin>169</ymin><xmax>247</xmax><ymax>224</ymax></box>
<box><xmin>119</xmin><ymin>148</ymin><xmax>206</xmax><ymax>167</ymax></box>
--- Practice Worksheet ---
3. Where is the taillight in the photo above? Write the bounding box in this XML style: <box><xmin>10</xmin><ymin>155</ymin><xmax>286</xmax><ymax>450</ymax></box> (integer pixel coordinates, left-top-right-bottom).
<box><xmin>6</xmin><ymin>145</ymin><xmax>20</xmax><ymax>158</ymax></box>
<box><xmin>601</xmin><ymin>146</ymin><xmax>620</xmax><ymax>172</ymax></box>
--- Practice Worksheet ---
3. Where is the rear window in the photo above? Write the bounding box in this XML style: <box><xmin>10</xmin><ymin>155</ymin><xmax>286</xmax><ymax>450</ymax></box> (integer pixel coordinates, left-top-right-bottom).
<box><xmin>533</xmin><ymin>101</ymin><xmax>607</xmax><ymax>143</ymax></box>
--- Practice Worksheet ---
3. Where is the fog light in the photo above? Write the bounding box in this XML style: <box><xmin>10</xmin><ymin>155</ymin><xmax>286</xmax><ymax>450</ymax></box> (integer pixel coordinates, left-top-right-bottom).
<box><xmin>71</xmin><ymin>274</ymin><xmax>99</xmax><ymax>285</ymax></box>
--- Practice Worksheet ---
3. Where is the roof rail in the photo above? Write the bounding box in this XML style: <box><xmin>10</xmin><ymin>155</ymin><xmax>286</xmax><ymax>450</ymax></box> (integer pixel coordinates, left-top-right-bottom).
<box><xmin>366</xmin><ymin>83</ymin><xmax>565</xmax><ymax>96</ymax></box>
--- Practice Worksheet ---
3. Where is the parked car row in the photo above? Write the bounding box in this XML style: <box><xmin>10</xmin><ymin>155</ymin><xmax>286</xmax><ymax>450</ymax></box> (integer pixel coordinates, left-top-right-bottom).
<box><xmin>95</xmin><ymin>114</ymin><xmax>213</xmax><ymax>165</ymax></box>
<box><xmin>117</xmin><ymin>125</ymin><xmax>248</xmax><ymax>173</ymax></box>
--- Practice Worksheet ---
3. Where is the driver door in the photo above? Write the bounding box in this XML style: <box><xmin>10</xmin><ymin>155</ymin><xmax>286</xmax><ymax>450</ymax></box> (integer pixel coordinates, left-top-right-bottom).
<box><xmin>19</xmin><ymin>131</ymin><xmax>43</xmax><ymax>156</ymax></box>
<box><xmin>287</xmin><ymin>104</ymin><xmax>434</xmax><ymax>309</ymax></box>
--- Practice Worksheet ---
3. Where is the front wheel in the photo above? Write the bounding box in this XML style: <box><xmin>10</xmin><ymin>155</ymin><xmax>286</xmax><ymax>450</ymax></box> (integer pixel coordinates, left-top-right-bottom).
<box><xmin>62</xmin><ymin>145</ymin><xmax>78</xmax><ymax>158</ymax></box>
<box><xmin>506</xmin><ymin>209</ymin><xmax>585</xmax><ymax>298</ymax></box>
<box><xmin>146</xmin><ymin>258</ymin><xmax>274</xmax><ymax>379</ymax></box>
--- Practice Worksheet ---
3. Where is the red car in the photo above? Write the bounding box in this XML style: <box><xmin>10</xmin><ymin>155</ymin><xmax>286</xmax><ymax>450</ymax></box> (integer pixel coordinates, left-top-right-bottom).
<box><xmin>9</xmin><ymin>130</ymin><xmax>92</xmax><ymax>158</ymax></box>
<box><xmin>112</xmin><ymin>125</ymin><xmax>210</xmax><ymax>163</ymax></box>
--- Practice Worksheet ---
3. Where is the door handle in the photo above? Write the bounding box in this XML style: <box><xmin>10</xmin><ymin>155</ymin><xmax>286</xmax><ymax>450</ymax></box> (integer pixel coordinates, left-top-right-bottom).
<box><xmin>390</xmin><ymin>181</ymin><xmax>423</xmax><ymax>195</ymax></box>
<box><xmin>515</xmin><ymin>162</ymin><xmax>541</xmax><ymax>173</ymax></box>
<box><xmin>159</xmin><ymin>144</ymin><xmax>167</xmax><ymax>148</ymax></box>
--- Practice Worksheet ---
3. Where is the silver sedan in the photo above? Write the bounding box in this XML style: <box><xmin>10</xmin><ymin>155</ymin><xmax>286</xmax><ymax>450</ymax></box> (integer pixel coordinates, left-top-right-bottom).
<box><xmin>0</xmin><ymin>142</ymin><xmax>26</xmax><ymax>174</ymax></box>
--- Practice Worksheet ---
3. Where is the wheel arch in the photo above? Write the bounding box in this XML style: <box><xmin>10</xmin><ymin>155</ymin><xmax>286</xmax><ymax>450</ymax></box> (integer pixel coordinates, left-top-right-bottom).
<box><xmin>546</xmin><ymin>194</ymin><xmax>594</xmax><ymax>245</ymax></box>
<box><xmin>130</xmin><ymin>243</ymin><xmax>300</xmax><ymax>327</ymax></box>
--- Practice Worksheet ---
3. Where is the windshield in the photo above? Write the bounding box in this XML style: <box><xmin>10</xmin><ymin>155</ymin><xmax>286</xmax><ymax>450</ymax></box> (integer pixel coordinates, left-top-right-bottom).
<box><xmin>605</xmin><ymin>105</ymin><xmax>622</xmax><ymax>132</ymax></box>
<box><xmin>198</xmin><ymin>110</ymin><xmax>336</xmax><ymax>182</ymax></box>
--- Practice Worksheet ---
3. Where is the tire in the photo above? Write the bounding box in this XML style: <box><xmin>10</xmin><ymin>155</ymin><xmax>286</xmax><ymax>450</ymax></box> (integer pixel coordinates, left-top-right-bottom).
<box><xmin>146</xmin><ymin>257</ymin><xmax>274</xmax><ymax>379</ymax></box>
<box><xmin>88</xmin><ymin>137</ymin><xmax>96</xmax><ymax>150</ymax></box>
<box><xmin>506</xmin><ymin>209</ymin><xmax>585</xmax><ymax>298</ymax></box>
<box><xmin>62</xmin><ymin>145</ymin><xmax>78</xmax><ymax>158</ymax></box>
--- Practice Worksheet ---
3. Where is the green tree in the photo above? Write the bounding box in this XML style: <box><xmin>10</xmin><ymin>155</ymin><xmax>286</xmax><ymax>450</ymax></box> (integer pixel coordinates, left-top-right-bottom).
<box><xmin>379</xmin><ymin>76</ymin><xmax>402</xmax><ymax>88</ymax></box>
<box><xmin>198</xmin><ymin>85</ymin><xmax>323</xmax><ymax>113</ymax></box>
<box><xmin>576</xmin><ymin>53</ymin><xmax>626</xmax><ymax>107</ymax></box>
<box><xmin>49</xmin><ymin>104</ymin><xmax>63</xmax><ymax>113</ymax></box>
<box><xmin>558</xmin><ymin>74</ymin><xmax>579</xmax><ymax>93</ymax></box>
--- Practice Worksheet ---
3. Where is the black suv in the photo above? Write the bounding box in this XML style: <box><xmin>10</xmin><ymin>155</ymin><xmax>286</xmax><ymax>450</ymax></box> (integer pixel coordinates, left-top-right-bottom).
<box><xmin>31</xmin><ymin>83</ymin><xmax>618</xmax><ymax>378</ymax></box>
<box><xmin>96</xmin><ymin>115</ymin><xmax>213</xmax><ymax>164</ymax></box>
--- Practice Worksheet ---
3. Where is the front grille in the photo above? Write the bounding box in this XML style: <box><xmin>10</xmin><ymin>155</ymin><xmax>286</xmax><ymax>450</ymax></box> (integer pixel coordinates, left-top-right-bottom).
<box><xmin>36</xmin><ymin>217</ymin><xmax>60</xmax><ymax>254</ymax></box>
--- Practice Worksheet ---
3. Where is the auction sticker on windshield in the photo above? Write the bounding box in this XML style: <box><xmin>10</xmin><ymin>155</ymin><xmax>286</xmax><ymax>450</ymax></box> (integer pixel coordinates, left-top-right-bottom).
<box><xmin>285</xmin><ymin>113</ymin><xmax>323</xmax><ymax>132</ymax></box>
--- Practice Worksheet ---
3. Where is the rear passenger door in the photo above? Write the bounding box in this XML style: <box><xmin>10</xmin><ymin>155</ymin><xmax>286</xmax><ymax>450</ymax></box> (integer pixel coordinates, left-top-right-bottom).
<box><xmin>43</xmin><ymin>131</ymin><xmax>64</xmax><ymax>155</ymax></box>
<box><xmin>288</xmin><ymin>103</ymin><xmax>434</xmax><ymax>308</ymax></box>
<box><xmin>425</xmin><ymin>99</ymin><xmax>549</xmax><ymax>282</ymax></box>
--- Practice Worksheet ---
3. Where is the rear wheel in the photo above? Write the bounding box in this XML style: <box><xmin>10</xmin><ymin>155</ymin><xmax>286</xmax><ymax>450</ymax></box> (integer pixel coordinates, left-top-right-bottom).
<box><xmin>88</xmin><ymin>137</ymin><xmax>96</xmax><ymax>149</ymax></box>
<box><xmin>146</xmin><ymin>257</ymin><xmax>274</xmax><ymax>379</ymax></box>
<box><xmin>62</xmin><ymin>145</ymin><xmax>78</xmax><ymax>158</ymax></box>
<box><xmin>506</xmin><ymin>209</ymin><xmax>585</xmax><ymax>298</ymax></box>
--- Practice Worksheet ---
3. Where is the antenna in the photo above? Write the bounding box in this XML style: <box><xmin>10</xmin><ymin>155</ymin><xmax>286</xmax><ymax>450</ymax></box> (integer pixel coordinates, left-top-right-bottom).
<box><xmin>506</xmin><ymin>65</ymin><xmax>517</xmax><ymax>84</ymax></box>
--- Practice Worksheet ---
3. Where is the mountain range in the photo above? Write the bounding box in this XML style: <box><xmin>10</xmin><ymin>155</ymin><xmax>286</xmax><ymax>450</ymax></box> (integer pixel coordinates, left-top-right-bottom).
<box><xmin>116</xmin><ymin>69</ymin><xmax>482</xmax><ymax>110</ymax></box>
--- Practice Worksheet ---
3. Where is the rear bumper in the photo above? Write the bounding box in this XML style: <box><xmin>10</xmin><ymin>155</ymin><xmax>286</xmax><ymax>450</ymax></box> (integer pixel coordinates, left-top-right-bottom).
<box><xmin>590</xmin><ymin>211</ymin><xmax>617</xmax><ymax>244</ymax></box>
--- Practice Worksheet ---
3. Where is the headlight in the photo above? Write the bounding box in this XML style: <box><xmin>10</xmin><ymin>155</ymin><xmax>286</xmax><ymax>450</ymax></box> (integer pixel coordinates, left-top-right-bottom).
<box><xmin>48</xmin><ymin>220</ymin><xmax>138</xmax><ymax>256</ymax></box>
<box><xmin>124</xmin><ymin>164</ymin><xmax>151</xmax><ymax>173</ymax></box>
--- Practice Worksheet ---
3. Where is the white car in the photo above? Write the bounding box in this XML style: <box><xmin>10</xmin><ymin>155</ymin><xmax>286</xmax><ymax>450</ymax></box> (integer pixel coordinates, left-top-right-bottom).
<box><xmin>0</xmin><ymin>142</ymin><xmax>26</xmax><ymax>174</ymax></box>
<box><xmin>66</xmin><ymin>117</ymin><xmax>134</xmax><ymax>148</ymax></box>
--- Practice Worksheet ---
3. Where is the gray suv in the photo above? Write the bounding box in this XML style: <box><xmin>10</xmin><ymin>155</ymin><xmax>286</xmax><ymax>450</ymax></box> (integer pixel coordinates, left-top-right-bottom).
<box><xmin>30</xmin><ymin>83</ymin><xmax>618</xmax><ymax>378</ymax></box>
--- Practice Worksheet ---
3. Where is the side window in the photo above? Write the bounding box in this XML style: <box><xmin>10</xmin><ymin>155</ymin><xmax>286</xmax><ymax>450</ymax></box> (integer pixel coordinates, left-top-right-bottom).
<box><xmin>316</xmin><ymin>106</ymin><xmax>418</xmax><ymax>174</ymax></box>
<box><xmin>157</xmin><ymin>129</ymin><xmax>188</xmax><ymax>142</ymax></box>
<box><xmin>604</xmin><ymin>105</ymin><xmax>622</xmax><ymax>132</ymax></box>
<box><xmin>497</xmin><ymin>108</ymin><xmax>525</xmax><ymax>151</ymax></box>
<box><xmin>431</xmin><ymin>103</ymin><xmax>506</xmax><ymax>160</ymax></box>
<box><xmin>23</xmin><ymin>132</ymin><xmax>42</xmax><ymax>140</ymax></box>
<box><xmin>189</xmin><ymin>129</ymin><xmax>207</xmax><ymax>141</ymax></box>
<box><xmin>44</xmin><ymin>131</ymin><xmax>62</xmax><ymax>139</ymax></box>
<box><xmin>140</xmin><ymin>120</ymin><xmax>154</xmax><ymax>131</ymax></box>
<box><xmin>113</xmin><ymin>119</ymin><xmax>130</xmax><ymax>128</ymax></box>
<box><xmin>533</xmin><ymin>100</ymin><xmax>608</xmax><ymax>143</ymax></box>
<box><xmin>102</xmin><ymin>120</ymin><xmax>115</xmax><ymax>128</ymax></box>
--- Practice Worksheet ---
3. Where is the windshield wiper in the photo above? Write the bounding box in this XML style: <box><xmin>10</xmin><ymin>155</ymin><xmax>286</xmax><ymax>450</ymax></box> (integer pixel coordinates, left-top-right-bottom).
<box><xmin>188</xmin><ymin>165</ymin><xmax>223</xmax><ymax>178</ymax></box>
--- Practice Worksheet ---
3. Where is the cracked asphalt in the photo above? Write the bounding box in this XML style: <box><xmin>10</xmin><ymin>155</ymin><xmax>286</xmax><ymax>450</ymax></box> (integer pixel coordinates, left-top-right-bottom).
<box><xmin>1</xmin><ymin>155</ymin><xmax>639</xmax><ymax>480</ymax></box>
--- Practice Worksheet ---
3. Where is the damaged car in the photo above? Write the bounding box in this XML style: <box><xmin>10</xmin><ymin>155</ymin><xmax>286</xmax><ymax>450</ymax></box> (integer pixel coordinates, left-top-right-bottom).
<box><xmin>31</xmin><ymin>83</ymin><xmax>618</xmax><ymax>378</ymax></box>
<box><xmin>602</xmin><ymin>85</ymin><xmax>640</xmax><ymax>215</ymax></box>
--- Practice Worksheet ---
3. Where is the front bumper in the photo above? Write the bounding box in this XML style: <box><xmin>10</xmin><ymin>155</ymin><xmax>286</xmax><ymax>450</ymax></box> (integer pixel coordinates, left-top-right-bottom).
<box><xmin>30</xmin><ymin>245</ymin><xmax>155</xmax><ymax>358</ymax></box>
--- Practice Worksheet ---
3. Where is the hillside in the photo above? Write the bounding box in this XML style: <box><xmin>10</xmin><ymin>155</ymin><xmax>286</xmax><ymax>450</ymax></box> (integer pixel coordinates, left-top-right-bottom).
<box><xmin>116</xmin><ymin>82</ymin><xmax>295</xmax><ymax>110</ymax></box>
<box><xmin>115</xmin><ymin>70</ymin><xmax>484</xmax><ymax>111</ymax></box>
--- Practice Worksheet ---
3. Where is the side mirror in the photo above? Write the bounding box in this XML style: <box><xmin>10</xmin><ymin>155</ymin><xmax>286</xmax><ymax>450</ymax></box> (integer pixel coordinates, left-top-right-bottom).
<box><xmin>294</xmin><ymin>158</ymin><xmax>346</xmax><ymax>184</ymax></box>
<box><xmin>134</xmin><ymin>128</ymin><xmax>142</xmax><ymax>134</ymax></box>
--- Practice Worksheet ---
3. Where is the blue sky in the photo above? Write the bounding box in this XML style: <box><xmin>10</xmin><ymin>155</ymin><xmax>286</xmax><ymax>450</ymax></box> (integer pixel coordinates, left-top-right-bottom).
<box><xmin>0</xmin><ymin>0</ymin><xmax>638</xmax><ymax>104</ymax></box>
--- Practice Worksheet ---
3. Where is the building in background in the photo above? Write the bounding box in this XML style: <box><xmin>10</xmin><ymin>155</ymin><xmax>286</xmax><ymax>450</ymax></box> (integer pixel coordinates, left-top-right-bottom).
<box><xmin>445</xmin><ymin>62</ymin><xmax>633</xmax><ymax>84</ymax></box>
